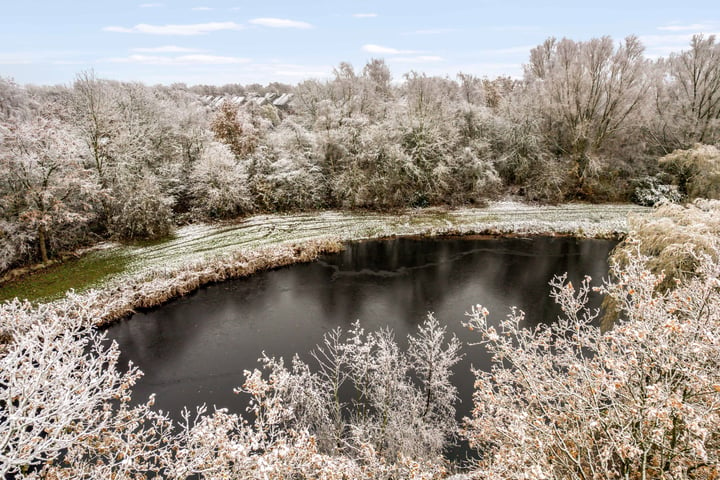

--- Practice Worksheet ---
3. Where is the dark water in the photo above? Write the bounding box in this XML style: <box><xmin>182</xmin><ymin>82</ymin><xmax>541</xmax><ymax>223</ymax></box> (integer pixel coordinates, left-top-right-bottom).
<box><xmin>106</xmin><ymin>236</ymin><xmax>615</xmax><ymax>425</ymax></box>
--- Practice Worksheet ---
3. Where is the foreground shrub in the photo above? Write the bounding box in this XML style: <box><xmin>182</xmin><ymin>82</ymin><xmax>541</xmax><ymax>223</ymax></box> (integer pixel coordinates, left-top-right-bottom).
<box><xmin>0</xmin><ymin>301</ymin><xmax>454</xmax><ymax>479</ymax></box>
<box><xmin>464</xmin><ymin>246</ymin><xmax>720</xmax><ymax>479</ymax></box>
<box><xmin>240</xmin><ymin>315</ymin><xmax>462</xmax><ymax>462</ymax></box>
<box><xmin>0</xmin><ymin>301</ymin><xmax>172</xmax><ymax>479</ymax></box>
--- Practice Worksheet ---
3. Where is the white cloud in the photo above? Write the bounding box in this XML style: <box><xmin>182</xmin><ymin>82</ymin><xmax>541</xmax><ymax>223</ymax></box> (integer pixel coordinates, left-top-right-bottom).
<box><xmin>0</xmin><ymin>53</ymin><xmax>32</xmax><ymax>65</ymax></box>
<box><xmin>132</xmin><ymin>45</ymin><xmax>203</xmax><ymax>53</ymax></box>
<box><xmin>353</xmin><ymin>13</ymin><xmax>378</xmax><ymax>18</ymax></box>
<box><xmin>192</xmin><ymin>6</ymin><xmax>213</xmax><ymax>10</ymax></box>
<box><xmin>104</xmin><ymin>22</ymin><xmax>244</xmax><ymax>35</ymax></box>
<box><xmin>275</xmin><ymin>69</ymin><xmax>331</xmax><ymax>77</ymax></box>
<box><xmin>249</xmin><ymin>18</ymin><xmax>313</xmax><ymax>29</ymax></box>
<box><xmin>404</xmin><ymin>28</ymin><xmax>457</xmax><ymax>35</ymax></box>
<box><xmin>0</xmin><ymin>50</ymin><xmax>89</xmax><ymax>65</ymax></box>
<box><xmin>139</xmin><ymin>3</ymin><xmax>163</xmax><ymax>7</ymax></box>
<box><xmin>657</xmin><ymin>23</ymin><xmax>714</xmax><ymax>32</ymax></box>
<box><xmin>390</xmin><ymin>55</ymin><xmax>444</xmax><ymax>63</ymax></box>
<box><xmin>475</xmin><ymin>46</ymin><xmax>534</xmax><ymax>56</ymax></box>
<box><xmin>116</xmin><ymin>62</ymin><xmax>334</xmax><ymax>86</ymax></box>
<box><xmin>105</xmin><ymin>54</ymin><xmax>251</xmax><ymax>65</ymax></box>
<box><xmin>362</xmin><ymin>44</ymin><xmax>419</xmax><ymax>55</ymax></box>
<box><xmin>642</xmin><ymin>22</ymin><xmax>720</xmax><ymax>57</ymax></box>
<box><xmin>489</xmin><ymin>25</ymin><xmax>539</xmax><ymax>32</ymax></box>
<box><xmin>640</xmin><ymin>31</ymin><xmax>720</xmax><ymax>58</ymax></box>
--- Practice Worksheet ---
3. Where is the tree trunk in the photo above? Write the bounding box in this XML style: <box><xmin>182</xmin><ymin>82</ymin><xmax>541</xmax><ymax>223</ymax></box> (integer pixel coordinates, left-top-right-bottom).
<box><xmin>38</xmin><ymin>225</ymin><xmax>49</xmax><ymax>263</ymax></box>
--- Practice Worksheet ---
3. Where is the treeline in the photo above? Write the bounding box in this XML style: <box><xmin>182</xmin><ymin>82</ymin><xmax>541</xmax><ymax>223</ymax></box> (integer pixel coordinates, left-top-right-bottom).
<box><xmin>1</xmin><ymin>34</ymin><xmax>720</xmax><ymax>273</ymax></box>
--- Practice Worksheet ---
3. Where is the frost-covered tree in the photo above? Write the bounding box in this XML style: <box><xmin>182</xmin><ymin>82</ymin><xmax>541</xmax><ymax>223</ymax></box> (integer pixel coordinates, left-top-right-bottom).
<box><xmin>524</xmin><ymin>36</ymin><xmax>650</xmax><ymax>195</ymax></box>
<box><xmin>0</xmin><ymin>77</ymin><xmax>33</xmax><ymax>121</ymax></box>
<box><xmin>189</xmin><ymin>141</ymin><xmax>253</xmax><ymax>219</ymax></box>
<box><xmin>654</xmin><ymin>35</ymin><xmax>720</xmax><ymax>148</ymax></box>
<box><xmin>211</xmin><ymin>101</ymin><xmax>260</xmax><ymax>160</ymax></box>
<box><xmin>72</xmin><ymin>71</ymin><xmax>119</xmax><ymax>192</ymax></box>
<box><xmin>0</xmin><ymin>116</ymin><xmax>94</xmax><ymax>266</ymax></box>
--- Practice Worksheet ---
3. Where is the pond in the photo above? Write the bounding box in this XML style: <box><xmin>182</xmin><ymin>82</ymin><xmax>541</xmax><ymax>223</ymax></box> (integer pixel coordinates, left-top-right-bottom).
<box><xmin>106</xmin><ymin>236</ymin><xmax>615</xmax><ymax>426</ymax></box>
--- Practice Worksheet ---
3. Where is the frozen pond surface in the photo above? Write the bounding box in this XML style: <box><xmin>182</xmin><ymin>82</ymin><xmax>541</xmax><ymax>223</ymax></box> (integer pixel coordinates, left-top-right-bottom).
<box><xmin>106</xmin><ymin>236</ymin><xmax>616</xmax><ymax>424</ymax></box>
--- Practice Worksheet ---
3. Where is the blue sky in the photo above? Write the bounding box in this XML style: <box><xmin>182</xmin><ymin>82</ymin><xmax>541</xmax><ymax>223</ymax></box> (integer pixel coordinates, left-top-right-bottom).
<box><xmin>1</xmin><ymin>1</ymin><xmax>718</xmax><ymax>86</ymax></box>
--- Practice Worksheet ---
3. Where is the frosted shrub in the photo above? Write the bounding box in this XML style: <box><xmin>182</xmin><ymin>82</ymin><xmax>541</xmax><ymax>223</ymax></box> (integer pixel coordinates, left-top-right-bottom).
<box><xmin>109</xmin><ymin>171</ymin><xmax>174</xmax><ymax>240</ymax></box>
<box><xmin>0</xmin><ymin>220</ymin><xmax>36</xmax><ymax>274</ymax></box>
<box><xmin>333</xmin><ymin>122</ymin><xmax>422</xmax><ymax>209</ymax></box>
<box><xmin>464</xmin><ymin>246</ymin><xmax>720</xmax><ymax>479</ymax></box>
<box><xmin>659</xmin><ymin>143</ymin><xmax>720</xmax><ymax>200</ymax></box>
<box><xmin>435</xmin><ymin>147</ymin><xmax>501</xmax><ymax>205</ymax></box>
<box><xmin>611</xmin><ymin>199</ymin><xmax>720</xmax><ymax>288</ymax></box>
<box><xmin>631</xmin><ymin>175</ymin><xmax>683</xmax><ymax>206</ymax></box>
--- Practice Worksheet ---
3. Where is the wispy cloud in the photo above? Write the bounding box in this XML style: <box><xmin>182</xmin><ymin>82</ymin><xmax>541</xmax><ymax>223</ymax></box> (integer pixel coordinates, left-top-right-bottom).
<box><xmin>191</xmin><ymin>6</ymin><xmax>213</xmax><ymax>11</ymax></box>
<box><xmin>249</xmin><ymin>18</ymin><xmax>313</xmax><ymax>29</ymax></box>
<box><xmin>391</xmin><ymin>55</ymin><xmax>444</xmax><ymax>63</ymax></box>
<box><xmin>274</xmin><ymin>69</ymin><xmax>331</xmax><ymax>77</ymax></box>
<box><xmin>657</xmin><ymin>23</ymin><xmax>715</xmax><ymax>32</ymax></box>
<box><xmin>105</xmin><ymin>54</ymin><xmax>251</xmax><ymax>65</ymax></box>
<box><xmin>104</xmin><ymin>22</ymin><xmax>244</xmax><ymax>35</ymax></box>
<box><xmin>475</xmin><ymin>45</ymin><xmax>534</xmax><ymax>56</ymax></box>
<box><xmin>0</xmin><ymin>50</ymin><xmax>89</xmax><ymax>65</ymax></box>
<box><xmin>0</xmin><ymin>53</ymin><xmax>33</xmax><ymax>65</ymax></box>
<box><xmin>139</xmin><ymin>3</ymin><xmax>163</xmax><ymax>7</ymax></box>
<box><xmin>127</xmin><ymin>62</ymin><xmax>334</xmax><ymax>85</ymax></box>
<box><xmin>641</xmin><ymin>29</ymin><xmax>720</xmax><ymax>58</ymax></box>
<box><xmin>362</xmin><ymin>44</ymin><xmax>419</xmax><ymax>55</ymax></box>
<box><xmin>353</xmin><ymin>13</ymin><xmax>378</xmax><ymax>18</ymax></box>
<box><xmin>52</xmin><ymin>60</ymin><xmax>87</xmax><ymax>65</ymax></box>
<box><xmin>489</xmin><ymin>25</ymin><xmax>540</xmax><ymax>32</ymax></box>
<box><xmin>404</xmin><ymin>28</ymin><xmax>457</xmax><ymax>35</ymax></box>
<box><xmin>132</xmin><ymin>45</ymin><xmax>204</xmax><ymax>53</ymax></box>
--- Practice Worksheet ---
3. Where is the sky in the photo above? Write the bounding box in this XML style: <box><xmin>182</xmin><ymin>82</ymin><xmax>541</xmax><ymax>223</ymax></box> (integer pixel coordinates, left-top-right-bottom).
<box><xmin>1</xmin><ymin>0</ymin><xmax>719</xmax><ymax>87</ymax></box>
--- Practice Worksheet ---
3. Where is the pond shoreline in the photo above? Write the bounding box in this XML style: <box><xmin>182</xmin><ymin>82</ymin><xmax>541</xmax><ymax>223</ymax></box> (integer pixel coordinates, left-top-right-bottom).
<box><xmin>0</xmin><ymin>202</ymin><xmax>646</xmax><ymax>331</ymax></box>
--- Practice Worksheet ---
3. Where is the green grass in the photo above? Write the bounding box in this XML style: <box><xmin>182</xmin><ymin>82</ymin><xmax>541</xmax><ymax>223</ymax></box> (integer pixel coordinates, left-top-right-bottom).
<box><xmin>0</xmin><ymin>250</ymin><xmax>131</xmax><ymax>303</ymax></box>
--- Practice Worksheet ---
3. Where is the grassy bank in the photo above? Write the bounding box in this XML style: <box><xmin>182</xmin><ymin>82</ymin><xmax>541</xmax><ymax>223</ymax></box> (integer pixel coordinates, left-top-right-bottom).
<box><xmin>0</xmin><ymin>202</ymin><xmax>647</xmax><ymax>306</ymax></box>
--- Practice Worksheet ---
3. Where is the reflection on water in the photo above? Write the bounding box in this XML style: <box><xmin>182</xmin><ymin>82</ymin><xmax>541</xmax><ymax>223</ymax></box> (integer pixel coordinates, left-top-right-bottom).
<box><xmin>106</xmin><ymin>236</ymin><xmax>615</xmax><ymax>423</ymax></box>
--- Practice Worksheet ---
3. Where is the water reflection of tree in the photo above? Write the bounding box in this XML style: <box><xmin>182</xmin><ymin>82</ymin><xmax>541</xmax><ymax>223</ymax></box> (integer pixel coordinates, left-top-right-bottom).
<box><xmin>315</xmin><ymin>237</ymin><xmax>614</xmax><ymax>332</ymax></box>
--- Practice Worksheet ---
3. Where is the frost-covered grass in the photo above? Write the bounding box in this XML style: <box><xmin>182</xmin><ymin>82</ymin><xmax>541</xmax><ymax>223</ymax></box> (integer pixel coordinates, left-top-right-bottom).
<box><xmin>0</xmin><ymin>202</ymin><xmax>647</xmax><ymax>304</ymax></box>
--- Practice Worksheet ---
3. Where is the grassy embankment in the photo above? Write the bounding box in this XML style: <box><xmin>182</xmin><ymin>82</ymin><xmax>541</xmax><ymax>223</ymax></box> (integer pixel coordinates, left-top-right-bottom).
<box><xmin>0</xmin><ymin>203</ymin><xmax>647</xmax><ymax>306</ymax></box>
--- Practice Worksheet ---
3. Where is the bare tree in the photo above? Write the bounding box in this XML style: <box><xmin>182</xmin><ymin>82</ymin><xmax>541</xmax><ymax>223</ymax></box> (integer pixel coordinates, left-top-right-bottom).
<box><xmin>524</xmin><ymin>36</ymin><xmax>650</xmax><ymax>195</ymax></box>
<box><xmin>655</xmin><ymin>35</ymin><xmax>720</xmax><ymax>148</ymax></box>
